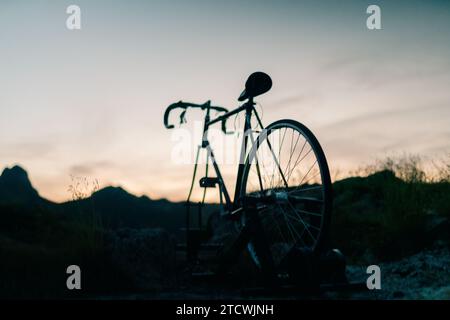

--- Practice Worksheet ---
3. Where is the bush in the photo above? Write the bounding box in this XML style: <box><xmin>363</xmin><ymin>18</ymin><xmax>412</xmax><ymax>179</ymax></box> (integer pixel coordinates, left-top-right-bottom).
<box><xmin>0</xmin><ymin>205</ymin><xmax>132</xmax><ymax>299</ymax></box>
<box><xmin>331</xmin><ymin>155</ymin><xmax>450</xmax><ymax>264</ymax></box>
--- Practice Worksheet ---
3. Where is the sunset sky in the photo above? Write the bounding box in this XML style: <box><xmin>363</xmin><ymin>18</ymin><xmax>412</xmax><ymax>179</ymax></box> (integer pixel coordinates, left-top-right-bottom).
<box><xmin>1</xmin><ymin>0</ymin><xmax>449</xmax><ymax>202</ymax></box>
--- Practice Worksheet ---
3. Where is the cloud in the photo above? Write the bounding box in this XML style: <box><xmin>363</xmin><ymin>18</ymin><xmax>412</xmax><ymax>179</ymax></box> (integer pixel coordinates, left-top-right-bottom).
<box><xmin>319</xmin><ymin>103</ymin><xmax>450</xmax><ymax>172</ymax></box>
<box><xmin>320</xmin><ymin>55</ymin><xmax>363</xmax><ymax>72</ymax></box>
<box><xmin>271</xmin><ymin>95</ymin><xmax>311</xmax><ymax>107</ymax></box>
<box><xmin>68</xmin><ymin>161</ymin><xmax>115</xmax><ymax>176</ymax></box>
<box><xmin>320</xmin><ymin>54</ymin><xmax>450</xmax><ymax>90</ymax></box>
<box><xmin>321</xmin><ymin>104</ymin><xmax>449</xmax><ymax>132</ymax></box>
<box><xmin>0</xmin><ymin>141</ymin><xmax>56</xmax><ymax>159</ymax></box>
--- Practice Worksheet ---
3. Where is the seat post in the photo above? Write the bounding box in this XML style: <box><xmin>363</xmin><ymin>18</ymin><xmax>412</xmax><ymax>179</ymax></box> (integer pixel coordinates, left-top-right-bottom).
<box><xmin>233</xmin><ymin>98</ymin><xmax>255</xmax><ymax>206</ymax></box>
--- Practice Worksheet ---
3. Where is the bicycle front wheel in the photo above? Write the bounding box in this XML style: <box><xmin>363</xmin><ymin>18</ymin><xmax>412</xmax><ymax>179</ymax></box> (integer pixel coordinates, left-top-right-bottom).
<box><xmin>239</xmin><ymin>119</ymin><xmax>332</xmax><ymax>269</ymax></box>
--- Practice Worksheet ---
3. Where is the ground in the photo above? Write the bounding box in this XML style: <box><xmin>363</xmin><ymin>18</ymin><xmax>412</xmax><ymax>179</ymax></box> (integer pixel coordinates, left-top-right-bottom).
<box><xmin>95</xmin><ymin>244</ymin><xmax>450</xmax><ymax>300</ymax></box>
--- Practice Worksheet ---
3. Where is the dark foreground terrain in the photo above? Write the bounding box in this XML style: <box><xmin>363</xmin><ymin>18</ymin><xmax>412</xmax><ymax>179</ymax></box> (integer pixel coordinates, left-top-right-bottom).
<box><xmin>95</xmin><ymin>245</ymin><xmax>450</xmax><ymax>300</ymax></box>
<box><xmin>0</xmin><ymin>160</ymin><xmax>449</xmax><ymax>299</ymax></box>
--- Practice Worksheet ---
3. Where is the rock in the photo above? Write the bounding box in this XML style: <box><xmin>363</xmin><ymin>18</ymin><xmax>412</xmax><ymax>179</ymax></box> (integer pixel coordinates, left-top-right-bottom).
<box><xmin>206</xmin><ymin>211</ymin><xmax>237</xmax><ymax>243</ymax></box>
<box><xmin>425</xmin><ymin>216</ymin><xmax>450</xmax><ymax>244</ymax></box>
<box><xmin>104</xmin><ymin>228</ymin><xmax>177</xmax><ymax>290</ymax></box>
<box><xmin>392</xmin><ymin>265</ymin><xmax>414</xmax><ymax>277</ymax></box>
<box><xmin>314</xmin><ymin>249</ymin><xmax>348</xmax><ymax>284</ymax></box>
<box><xmin>420</xmin><ymin>286</ymin><xmax>450</xmax><ymax>299</ymax></box>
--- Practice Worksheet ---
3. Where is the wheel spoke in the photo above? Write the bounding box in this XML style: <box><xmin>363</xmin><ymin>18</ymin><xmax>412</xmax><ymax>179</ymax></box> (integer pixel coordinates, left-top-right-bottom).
<box><xmin>285</xmin><ymin>131</ymin><xmax>301</xmax><ymax>184</ymax></box>
<box><xmin>285</xmin><ymin>139</ymin><xmax>308</xmax><ymax>182</ymax></box>
<box><xmin>240</xmin><ymin>122</ymin><xmax>330</xmax><ymax>269</ymax></box>
<box><xmin>286</xmin><ymin>201</ymin><xmax>317</xmax><ymax>243</ymax></box>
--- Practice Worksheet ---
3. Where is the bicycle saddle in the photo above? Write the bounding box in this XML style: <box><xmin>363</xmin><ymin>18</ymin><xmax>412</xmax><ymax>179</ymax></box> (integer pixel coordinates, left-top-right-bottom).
<box><xmin>238</xmin><ymin>72</ymin><xmax>272</xmax><ymax>102</ymax></box>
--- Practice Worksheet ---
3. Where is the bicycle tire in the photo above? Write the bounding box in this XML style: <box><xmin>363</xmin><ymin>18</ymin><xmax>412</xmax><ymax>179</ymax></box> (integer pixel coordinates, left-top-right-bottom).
<box><xmin>239</xmin><ymin>119</ymin><xmax>333</xmax><ymax>270</ymax></box>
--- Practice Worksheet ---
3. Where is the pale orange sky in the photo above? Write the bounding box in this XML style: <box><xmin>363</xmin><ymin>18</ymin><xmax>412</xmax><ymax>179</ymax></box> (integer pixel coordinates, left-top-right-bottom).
<box><xmin>1</xmin><ymin>0</ymin><xmax>449</xmax><ymax>203</ymax></box>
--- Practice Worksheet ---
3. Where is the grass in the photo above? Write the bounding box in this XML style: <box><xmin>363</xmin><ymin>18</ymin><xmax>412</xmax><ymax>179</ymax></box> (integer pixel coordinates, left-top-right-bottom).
<box><xmin>0</xmin><ymin>204</ymin><xmax>133</xmax><ymax>299</ymax></box>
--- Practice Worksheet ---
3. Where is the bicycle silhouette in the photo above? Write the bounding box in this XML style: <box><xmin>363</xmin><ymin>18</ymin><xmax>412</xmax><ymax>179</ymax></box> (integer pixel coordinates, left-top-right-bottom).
<box><xmin>164</xmin><ymin>72</ymin><xmax>332</xmax><ymax>286</ymax></box>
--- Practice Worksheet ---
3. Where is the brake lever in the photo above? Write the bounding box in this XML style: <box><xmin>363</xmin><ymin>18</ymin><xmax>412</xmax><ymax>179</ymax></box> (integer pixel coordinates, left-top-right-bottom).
<box><xmin>179</xmin><ymin>110</ymin><xmax>187</xmax><ymax>125</ymax></box>
<box><xmin>221</xmin><ymin>118</ymin><xmax>234</xmax><ymax>135</ymax></box>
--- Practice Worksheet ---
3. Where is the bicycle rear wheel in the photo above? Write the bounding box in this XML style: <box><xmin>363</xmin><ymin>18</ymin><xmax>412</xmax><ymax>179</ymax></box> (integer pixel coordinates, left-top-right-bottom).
<box><xmin>239</xmin><ymin>119</ymin><xmax>332</xmax><ymax>269</ymax></box>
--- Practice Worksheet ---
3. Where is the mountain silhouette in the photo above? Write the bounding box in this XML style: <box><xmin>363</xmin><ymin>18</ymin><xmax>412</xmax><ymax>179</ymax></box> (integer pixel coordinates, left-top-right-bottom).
<box><xmin>0</xmin><ymin>165</ymin><xmax>216</xmax><ymax>234</ymax></box>
<box><xmin>0</xmin><ymin>165</ymin><xmax>44</xmax><ymax>206</ymax></box>
<box><xmin>63</xmin><ymin>185</ymin><xmax>191</xmax><ymax>232</ymax></box>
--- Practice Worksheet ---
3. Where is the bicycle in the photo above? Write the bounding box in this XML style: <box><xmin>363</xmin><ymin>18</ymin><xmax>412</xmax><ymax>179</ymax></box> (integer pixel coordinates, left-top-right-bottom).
<box><xmin>164</xmin><ymin>72</ymin><xmax>332</xmax><ymax>286</ymax></box>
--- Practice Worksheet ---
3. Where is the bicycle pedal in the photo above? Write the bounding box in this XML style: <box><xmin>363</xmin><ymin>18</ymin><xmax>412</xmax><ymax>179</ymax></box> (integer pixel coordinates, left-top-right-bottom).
<box><xmin>199</xmin><ymin>177</ymin><xmax>219</xmax><ymax>188</ymax></box>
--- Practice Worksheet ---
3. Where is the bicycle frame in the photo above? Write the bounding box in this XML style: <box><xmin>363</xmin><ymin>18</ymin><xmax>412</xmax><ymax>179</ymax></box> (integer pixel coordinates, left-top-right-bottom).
<box><xmin>198</xmin><ymin>98</ymin><xmax>264</xmax><ymax>212</ymax></box>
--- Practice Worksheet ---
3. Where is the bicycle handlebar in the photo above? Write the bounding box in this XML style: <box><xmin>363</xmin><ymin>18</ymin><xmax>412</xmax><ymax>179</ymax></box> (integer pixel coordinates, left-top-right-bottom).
<box><xmin>163</xmin><ymin>101</ymin><xmax>185</xmax><ymax>129</ymax></box>
<box><xmin>163</xmin><ymin>100</ymin><xmax>230</xmax><ymax>132</ymax></box>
